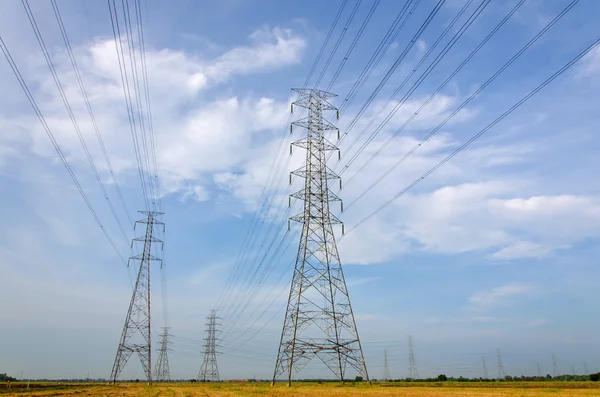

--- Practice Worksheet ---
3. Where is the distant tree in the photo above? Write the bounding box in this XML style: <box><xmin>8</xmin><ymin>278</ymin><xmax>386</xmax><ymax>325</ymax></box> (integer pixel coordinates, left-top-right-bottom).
<box><xmin>354</xmin><ymin>376</ymin><xmax>363</xmax><ymax>382</ymax></box>
<box><xmin>437</xmin><ymin>374</ymin><xmax>447</xmax><ymax>381</ymax></box>
<box><xmin>590</xmin><ymin>373</ymin><xmax>600</xmax><ymax>382</ymax></box>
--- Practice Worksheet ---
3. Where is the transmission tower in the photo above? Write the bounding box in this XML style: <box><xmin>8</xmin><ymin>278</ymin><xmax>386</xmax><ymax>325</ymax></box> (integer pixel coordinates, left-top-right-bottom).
<box><xmin>496</xmin><ymin>349</ymin><xmax>505</xmax><ymax>380</ymax></box>
<box><xmin>110</xmin><ymin>211</ymin><xmax>164</xmax><ymax>385</ymax></box>
<box><xmin>272</xmin><ymin>88</ymin><xmax>369</xmax><ymax>386</ymax></box>
<box><xmin>198</xmin><ymin>309</ymin><xmax>220</xmax><ymax>382</ymax></box>
<box><xmin>154</xmin><ymin>327</ymin><xmax>172</xmax><ymax>382</ymax></box>
<box><xmin>482</xmin><ymin>357</ymin><xmax>488</xmax><ymax>379</ymax></box>
<box><xmin>408</xmin><ymin>335</ymin><xmax>419</xmax><ymax>379</ymax></box>
<box><xmin>383</xmin><ymin>349</ymin><xmax>391</xmax><ymax>381</ymax></box>
<box><xmin>552</xmin><ymin>354</ymin><xmax>560</xmax><ymax>377</ymax></box>
<box><xmin>537</xmin><ymin>362</ymin><xmax>542</xmax><ymax>377</ymax></box>
<box><xmin>583</xmin><ymin>361</ymin><xmax>589</xmax><ymax>375</ymax></box>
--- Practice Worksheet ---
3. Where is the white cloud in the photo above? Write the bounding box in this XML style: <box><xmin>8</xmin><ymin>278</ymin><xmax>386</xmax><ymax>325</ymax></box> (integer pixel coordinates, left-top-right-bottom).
<box><xmin>491</xmin><ymin>241</ymin><xmax>555</xmax><ymax>260</ymax></box>
<box><xmin>467</xmin><ymin>283</ymin><xmax>536</xmax><ymax>311</ymax></box>
<box><xmin>0</xmin><ymin>26</ymin><xmax>304</xmax><ymax>202</ymax></box>
<box><xmin>577</xmin><ymin>44</ymin><xmax>600</xmax><ymax>79</ymax></box>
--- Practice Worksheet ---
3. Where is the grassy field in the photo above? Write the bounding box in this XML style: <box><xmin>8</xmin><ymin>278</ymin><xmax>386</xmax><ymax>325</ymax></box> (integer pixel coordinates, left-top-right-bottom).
<box><xmin>2</xmin><ymin>382</ymin><xmax>600</xmax><ymax>396</ymax></box>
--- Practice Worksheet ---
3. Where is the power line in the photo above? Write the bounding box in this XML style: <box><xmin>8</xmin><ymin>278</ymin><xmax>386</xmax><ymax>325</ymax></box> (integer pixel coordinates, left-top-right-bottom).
<box><xmin>0</xmin><ymin>36</ymin><xmax>127</xmax><ymax>266</ymax></box>
<box><xmin>107</xmin><ymin>0</ymin><xmax>151</xmax><ymax>211</ymax></box>
<box><xmin>335</xmin><ymin>0</ymin><xmax>485</xmax><ymax>173</ymax></box>
<box><xmin>49</xmin><ymin>0</ymin><xmax>134</xmax><ymax>227</ymax></box>
<box><xmin>21</xmin><ymin>0</ymin><xmax>131</xmax><ymax>246</ymax></box>
<box><xmin>345</xmin><ymin>32</ymin><xmax>598</xmax><ymax>235</ymax></box>
<box><xmin>341</xmin><ymin>0</ymin><xmax>577</xmax><ymax>199</ymax></box>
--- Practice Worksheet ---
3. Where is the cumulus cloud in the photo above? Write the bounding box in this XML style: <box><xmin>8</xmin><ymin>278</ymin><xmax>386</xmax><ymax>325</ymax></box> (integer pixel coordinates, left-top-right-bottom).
<box><xmin>490</xmin><ymin>241</ymin><xmax>555</xmax><ymax>260</ymax></box>
<box><xmin>467</xmin><ymin>283</ymin><xmax>537</xmax><ymax>311</ymax></box>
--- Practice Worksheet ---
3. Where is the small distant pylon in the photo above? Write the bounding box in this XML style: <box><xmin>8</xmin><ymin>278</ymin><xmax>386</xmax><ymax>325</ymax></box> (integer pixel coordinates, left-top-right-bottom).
<box><xmin>496</xmin><ymin>349</ymin><xmax>505</xmax><ymax>379</ymax></box>
<box><xmin>583</xmin><ymin>361</ymin><xmax>589</xmax><ymax>375</ymax></box>
<box><xmin>482</xmin><ymin>357</ymin><xmax>488</xmax><ymax>379</ymax></box>
<box><xmin>537</xmin><ymin>362</ymin><xmax>542</xmax><ymax>377</ymax></box>
<box><xmin>110</xmin><ymin>211</ymin><xmax>164</xmax><ymax>385</ymax></box>
<box><xmin>552</xmin><ymin>354</ymin><xmax>560</xmax><ymax>377</ymax></box>
<box><xmin>383</xmin><ymin>349</ymin><xmax>391</xmax><ymax>381</ymax></box>
<box><xmin>408</xmin><ymin>335</ymin><xmax>419</xmax><ymax>379</ymax></box>
<box><xmin>154</xmin><ymin>327</ymin><xmax>172</xmax><ymax>382</ymax></box>
<box><xmin>198</xmin><ymin>309</ymin><xmax>220</xmax><ymax>382</ymax></box>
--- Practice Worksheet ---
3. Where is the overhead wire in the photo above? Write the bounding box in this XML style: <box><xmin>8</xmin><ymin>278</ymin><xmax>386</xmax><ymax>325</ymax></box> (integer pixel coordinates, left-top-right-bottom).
<box><xmin>343</xmin><ymin>0</ymin><xmax>577</xmax><ymax>210</ymax></box>
<box><xmin>347</xmin><ymin>33</ymin><xmax>598</xmax><ymax>234</ymax></box>
<box><xmin>334</xmin><ymin>0</ymin><xmax>481</xmax><ymax>169</ymax></box>
<box><xmin>216</xmin><ymin>0</ymin><xmax>354</xmax><ymax>314</ymax></box>
<box><xmin>107</xmin><ymin>0</ymin><xmax>151</xmax><ymax>211</ymax></box>
<box><xmin>50</xmin><ymin>0</ymin><xmax>134</xmax><ymax>227</ymax></box>
<box><xmin>21</xmin><ymin>0</ymin><xmax>131</xmax><ymax>246</ymax></box>
<box><xmin>216</xmin><ymin>0</ymin><xmax>432</xmax><ymax>347</ymax></box>
<box><xmin>0</xmin><ymin>36</ymin><xmax>128</xmax><ymax>266</ymax></box>
<box><xmin>215</xmin><ymin>0</ymin><xmax>361</xmax><ymax>325</ymax></box>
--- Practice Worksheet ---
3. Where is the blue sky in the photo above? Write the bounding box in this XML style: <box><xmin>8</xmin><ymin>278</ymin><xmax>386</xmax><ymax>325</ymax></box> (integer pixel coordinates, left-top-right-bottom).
<box><xmin>1</xmin><ymin>0</ymin><xmax>600</xmax><ymax>382</ymax></box>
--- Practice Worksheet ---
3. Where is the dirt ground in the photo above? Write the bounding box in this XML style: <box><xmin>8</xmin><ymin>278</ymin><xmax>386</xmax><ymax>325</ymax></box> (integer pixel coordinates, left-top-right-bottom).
<box><xmin>2</xmin><ymin>382</ymin><xmax>600</xmax><ymax>397</ymax></box>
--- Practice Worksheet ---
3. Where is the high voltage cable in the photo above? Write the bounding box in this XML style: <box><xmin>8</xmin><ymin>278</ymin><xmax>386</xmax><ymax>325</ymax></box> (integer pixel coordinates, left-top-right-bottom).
<box><xmin>314</xmin><ymin>0</ymin><xmax>364</xmax><ymax>88</ymax></box>
<box><xmin>217</xmin><ymin>0</ymin><xmax>355</xmax><ymax>311</ymax></box>
<box><xmin>338</xmin><ymin>0</ymin><xmax>522</xmax><ymax>185</ymax></box>
<box><xmin>219</xmin><ymin>232</ymin><xmax>295</xmax><ymax>338</ymax></box>
<box><xmin>0</xmin><ymin>36</ymin><xmax>127</xmax><ymax>266</ymax></box>
<box><xmin>21</xmin><ymin>0</ymin><xmax>131</xmax><ymax>246</ymax></box>
<box><xmin>326</xmin><ymin>0</ymin><xmax>381</xmax><ymax>91</ymax></box>
<box><xmin>340</xmin><ymin>0</ymin><xmax>446</xmax><ymax>136</ymax></box>
<box><xmin>217</xmin><ymin>0</ymin><xmax>432</xmax><ymax>344</ymax></box>
<box><xmin>120</xmin><ymin>0</ymin><xmax>157</xmax><ymax>207</ymax></box>
<box><xmin>216</xmin><ymin>0</ymin><xmax>361</xmax><ymax>317</ymax></box>
<box><xmin>346</xmin><ymin>35</ymin><xmax>599</xmax><ymax>234</ymax></box>
<box><xmin>218</xmin><ymin>0</ymin><xmax>431</xmax><ymax>337</ymax></box>
<box><xmin>339</xmin><ymin>0</ymin><xmax>421</xmax><ymax>114</ymax></box>
<box><xmin>49</xmin><ymin>0</ymin><xmax>134</xmax><ymax>228</ymax></box>
<box><xmin>303</xmin><ymin>0</ymin><xmax>349</xmax><ymax>88</ymax></box>
<box><xmin>342</xmin><ymin>0</ymin><xmax>577</xmax><ymax>210</ymax></box>
<box><xmin>108</xmin><ymin>0</ymin><xmax>151</xmax><ymax>211</ymax></box>
<box><xmin>335</xmin><ymin>0</ymin><xmax>481</xmax><ymax>167</ymax></box>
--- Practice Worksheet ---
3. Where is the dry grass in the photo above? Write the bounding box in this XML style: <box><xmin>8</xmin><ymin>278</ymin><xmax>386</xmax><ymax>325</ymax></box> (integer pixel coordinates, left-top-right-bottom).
<box><xmin>1</xmin><ymin>382</ymin><xmax>600</xmax><ymax>397</ymax></box>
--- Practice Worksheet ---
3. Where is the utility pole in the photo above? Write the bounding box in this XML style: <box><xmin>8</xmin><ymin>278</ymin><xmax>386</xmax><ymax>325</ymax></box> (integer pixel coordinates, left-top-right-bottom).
<box><xmin>482</xmin><ymin>357</ymin><xmax>488</xmax><ymax>379</ymax></box>
<box><xmin>552</xmin><ymin>354</ymin><xmax>560</xmax><ymax>377</ymax></box>
<box><xmin>198</xmin><ymin>309</ymin><xmax>220</xmax><ymax>382</ymax></box>
<box><xmin>496</xmin><ymin>349</ymin><xmax>505</xmax><ymax>380</ymax></box>
<box><xmin>272</xmin><ymin>89</ymin><xmax>368</xmax><ymax>386</ymax></box>
<box><xmin>110</xmin><ymin>211</ymin><xmax>164</xmax><ymax>385</ymax></box>
<box><xmin>408</xmin><ymin>335</ymin><xmax>419</xmax><ymax>379</ymax></box>
<box><xmin>154</xmin><ymin>327</ymin><xmax>172</xmax><ymax>382</ymax></box>
<box><xmin>383</xmin><ymin>349</ymin><xmax>391</xmax><ymax>381</ymax></box>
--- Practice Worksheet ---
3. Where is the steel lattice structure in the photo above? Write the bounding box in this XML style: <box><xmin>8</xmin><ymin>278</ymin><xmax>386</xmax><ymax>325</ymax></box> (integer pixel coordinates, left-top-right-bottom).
<box><xmin>110</xmin><ymin>211</ymin><xmax>164</xmax><ymax>385</ymax></box>
<box><xmin>408</xmin><ymin>335</ymin><xmax>419</xmax><ymax>379</ymax></box>
<box><xmin>198</xmin><ymin>309</ymin><xmax>220</xmax><ymax>382</ymax></box>
<box><xmin>383</xmin><ymin>349</ymin><xmax>391</xmax><ymax>381</ymax></box>
<box><xmin>154</xmin><ymin>327</ymin><xmax>172</xmax><ymax>382</ymax></box>
<box><xmin>272</xmin><ymin>88</ymin><xmax>369</xmax><ymax>385</ymax></box>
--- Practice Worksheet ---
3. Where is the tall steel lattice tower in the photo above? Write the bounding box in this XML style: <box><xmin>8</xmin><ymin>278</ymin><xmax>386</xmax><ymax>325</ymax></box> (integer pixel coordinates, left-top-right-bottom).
<box><xmin>154</xmin><ymin>327</ymin><xmax>172</xmax><ymax>382</ymax></box>
<box><xmin>408</xmin><ymin>335</ymin><xmax>419</xmax><ymax>379</ymax></box>
<box><xmin>198</xmin><ymin>309</ymin><xmax>220</xmax><ymax>382</ymax></box>
<box><xmin>383</xmin><ymin>349</ymin><xmax>391</xmax><ymax>381</ymax></box>
<box><xmin>482</xmin><ymin>357</ymin><xmax>488</xmax><ymax>379</ymax></box>
<box><xmin>110</xmin><ymin>211</ymin><xmax>164</xmax><ymax>384</ymax></box>
<box><xmin>552</xmin><ymin>354</ymin><xmax>560</xmax><ymax>377</ymax></box>
<box><xmin>272</xmin><ymin>89</ymin><xmax>369</xmax><ymax>386</ymax></box>
<box><xmin>496</xmin><ymin>349</ymin><xmax>506</xmax><ymax>380</ymax></box>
